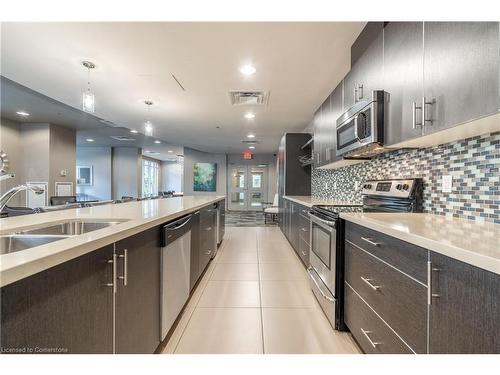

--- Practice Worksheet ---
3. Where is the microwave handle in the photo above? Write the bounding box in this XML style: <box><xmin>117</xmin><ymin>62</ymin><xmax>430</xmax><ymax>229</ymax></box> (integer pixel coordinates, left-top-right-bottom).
<box><xmin>353</xmin><ymin>114</ymin><xmax>360</xmax><ymax>141</ymax></box>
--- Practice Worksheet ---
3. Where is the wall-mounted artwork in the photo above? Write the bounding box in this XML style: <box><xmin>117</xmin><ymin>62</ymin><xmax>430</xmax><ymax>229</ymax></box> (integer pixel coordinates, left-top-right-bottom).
<box><xmin>193</xmin><ymin>162</ymin><xmax>217</xmax><ymax>192</ymax></box>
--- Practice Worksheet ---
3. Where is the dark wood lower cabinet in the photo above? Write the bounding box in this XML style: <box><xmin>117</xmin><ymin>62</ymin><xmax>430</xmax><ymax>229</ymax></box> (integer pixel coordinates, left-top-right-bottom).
<box><xmin>115</xmin><ymin>227</ymin><xmax>161</xmax><ymax>354</ymax></box>
<box><xmin>344</xmin><ymin>222</ymin><xmax>500</xmax><ymax>354</ymax></box>
<box><xmin>429</xmin><ymin>252</ymin><xmax>500</xmax><ymax>354</ymax></box>
<box><xmin>0</xmin><ymin>245</ymin><xmax>114</xmax><ymax>354</ymax></box>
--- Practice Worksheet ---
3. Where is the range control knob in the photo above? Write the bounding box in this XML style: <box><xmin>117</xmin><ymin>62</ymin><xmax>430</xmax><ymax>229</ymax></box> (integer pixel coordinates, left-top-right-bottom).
<box><xmin>363</xmin><ymin>184</ymin><xmax>372</xmax><ymax>190</ymax></box>
<box><xmin>396</xmin><ymin>184</ymin><xmax>403</xmax><ymax>191</ymax></box>
<box><xmin>402</xmin><ymin>184</ymin><xmax>410</xmax><ymax>191</ymax></box>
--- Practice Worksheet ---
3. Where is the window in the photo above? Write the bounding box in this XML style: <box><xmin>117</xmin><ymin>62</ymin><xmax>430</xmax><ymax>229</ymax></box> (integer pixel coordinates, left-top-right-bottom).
<box><xmin>142</xmin><ymin>158</ymin><xmax>159</xmax><ymax>197</ymax></box>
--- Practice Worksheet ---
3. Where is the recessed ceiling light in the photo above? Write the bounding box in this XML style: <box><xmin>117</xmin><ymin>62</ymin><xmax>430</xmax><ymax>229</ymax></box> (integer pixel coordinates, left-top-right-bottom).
<box><xmin>86</xmin><ymin>138</ymin><xmax>94</xmax><ymax>142</ymax></box>
<box><xmin>130</xmin><ymin>129</ymin><xmax>138</xmax><ymax>134</ymax></box>
<box><xmin>168</xmin><ymin>150</ymin><xmax>173</xmax><ymax>153</ymax></box>
<box><xmin>247</xmin><ymin>133</ymin><xmax>255</xmax><ymax>138</ymax></box>
<box><xmin>239</xmin><ymin>64</ymin><xmax>256</xmax><ymax>76</ymax></box>
<box><xmin>16</xmin><ymin>111</ymin><xmax>30</xmax><ymax>116</ymax></box>
<box><xmin>249</xmin><ymin>146</ymin><xmax>255</xmax><ymax>149</ymax></box>
<box><xmin>244</xmin><ymin>113</ymin><xmax>255</xmax><ymax>120</ymax></box>
<box><xmin>154</xmin><ymin>140</ymin><xmax>161</xmax><ymax>144</ymax></box>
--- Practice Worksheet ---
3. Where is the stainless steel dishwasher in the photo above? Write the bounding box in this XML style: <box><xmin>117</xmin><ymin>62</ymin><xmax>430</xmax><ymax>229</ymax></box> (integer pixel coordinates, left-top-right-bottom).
<box><xmin>160</xmin><ymin>214</ymin><xmax>192</xmax><ymax>341</ymax></box>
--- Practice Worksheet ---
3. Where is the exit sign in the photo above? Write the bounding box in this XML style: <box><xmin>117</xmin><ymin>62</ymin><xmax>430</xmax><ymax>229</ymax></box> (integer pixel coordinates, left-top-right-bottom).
<box><xmin>243</xmin><ymin>151</ymin><xmax>253</xmax><ymax>160</ymax></box>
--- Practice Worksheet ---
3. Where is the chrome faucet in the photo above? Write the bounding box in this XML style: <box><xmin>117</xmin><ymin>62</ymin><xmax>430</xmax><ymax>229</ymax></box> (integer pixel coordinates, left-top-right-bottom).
<box><xmin>0</xmin><ymin>184</ymin><xmax>45</xmax><ymax>212</ymax></box>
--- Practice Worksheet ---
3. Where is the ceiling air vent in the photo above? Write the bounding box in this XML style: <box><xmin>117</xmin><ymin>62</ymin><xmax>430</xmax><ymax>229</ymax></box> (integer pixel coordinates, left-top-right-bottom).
<box><xmin>229</xmin><ymin>90</ymin><xmax>269</xmax><ymax>106</ymax></box>
<box><xmin>110</xmin><ymin>135</ymin><xmax>136</xmax><ymax>141</ymax></box>
<box><xmin>241</xmin><ymin>140</ymin><xmax>260</xmax><ymax>145</ymax></box>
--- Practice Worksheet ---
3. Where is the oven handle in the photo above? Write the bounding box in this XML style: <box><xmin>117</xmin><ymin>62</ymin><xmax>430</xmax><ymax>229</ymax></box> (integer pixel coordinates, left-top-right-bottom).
<box><xmin>307</xmin><ymin>267</ymin><xmax>335</xmax><ymax>303</ymax></box>
<box><xmin>308</xmin><ymin>212</ymin><xmax>335</xmax><ymax>231</ymax></box>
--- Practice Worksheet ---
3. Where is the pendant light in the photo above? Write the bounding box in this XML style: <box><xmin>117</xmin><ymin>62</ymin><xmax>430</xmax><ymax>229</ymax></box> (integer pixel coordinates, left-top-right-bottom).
<box><xmin>82</xmin><ymin>61</ymin><xmax>96</xmax><ymax>113</ymax></box>
<box><xmin>144</xmin><ymin>100</ymin><xmax>154</xmax><ymax>136</ymax></box>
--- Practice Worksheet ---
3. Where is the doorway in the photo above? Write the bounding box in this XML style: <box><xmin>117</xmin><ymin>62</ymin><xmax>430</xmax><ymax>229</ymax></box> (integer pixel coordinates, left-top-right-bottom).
<box><xmin>228</xmin><ymin>165</ymin><xmax>268</xmax><ymax>211</ymax></box>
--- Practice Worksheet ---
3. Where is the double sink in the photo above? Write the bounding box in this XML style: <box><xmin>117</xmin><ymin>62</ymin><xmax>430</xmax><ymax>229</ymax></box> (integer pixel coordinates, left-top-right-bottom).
<box><xmin>0</xmin><ymin>219</ymin><xmax>128</xmax><ymax>255</ymax></box>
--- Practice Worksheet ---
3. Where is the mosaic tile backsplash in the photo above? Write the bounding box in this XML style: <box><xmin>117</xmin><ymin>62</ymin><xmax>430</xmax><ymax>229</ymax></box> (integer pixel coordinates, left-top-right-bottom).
<box><xmin>312</xmin><ymin>132</ymin><xmax>500</xmax><ymax>224</ymax></box>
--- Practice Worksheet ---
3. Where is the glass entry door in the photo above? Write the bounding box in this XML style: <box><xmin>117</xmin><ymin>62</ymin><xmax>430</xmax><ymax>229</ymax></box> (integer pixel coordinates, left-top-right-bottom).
<box><xmin>228</xmin><ymin>165</ymin><xmax>268</xmax><ymax>211</ymax></box>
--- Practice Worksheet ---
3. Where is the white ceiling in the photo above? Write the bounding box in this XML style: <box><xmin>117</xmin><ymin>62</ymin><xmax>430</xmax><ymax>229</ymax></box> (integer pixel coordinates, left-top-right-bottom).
<box><xmin>1</xmin><ymin>22</ymin><xmax>365</xmax><ymax>153</ymax></box>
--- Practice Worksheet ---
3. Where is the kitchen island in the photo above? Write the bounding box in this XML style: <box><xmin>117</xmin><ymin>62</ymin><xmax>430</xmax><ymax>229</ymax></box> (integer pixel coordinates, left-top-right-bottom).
<box><xmin>0</xmin><ymin>196</ymin><xmax>225</xmax><ymax>354</ymax></box>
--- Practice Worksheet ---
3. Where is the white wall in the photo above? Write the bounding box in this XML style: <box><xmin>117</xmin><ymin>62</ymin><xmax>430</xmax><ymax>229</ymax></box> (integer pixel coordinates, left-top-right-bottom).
<box><xmin>76</xmin><ymin>147</ymin><xmax>112</xmax><ymax>201</ymax></box>
<box><xmin>161</xmin><ymin>160</ymin><xmax>183</xmax><ymax>193</ymax></box>
<box><xmin>112</xmin><ymin>147</ymin><xmax>141</xmax><ymax>200</ymax></box>
<box><xmin>183</xmin><ymin>147</ymin><xmax>227</xmax><ymax>197</ymax></box>
<box><xmin>0</xmin><ymin>120</ymin><xmax>76</xmax><ymax>206</ymax></box>
<box><xmin>0</xmin><ymin>118</ymin><xmax>23</xmax><ymax>205</ymax></box>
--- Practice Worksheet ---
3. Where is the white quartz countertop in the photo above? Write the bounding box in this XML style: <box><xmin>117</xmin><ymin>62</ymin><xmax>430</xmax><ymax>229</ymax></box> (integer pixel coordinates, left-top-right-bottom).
<box><xmin>340</xmin><ymin>212</ymin><xmax>500</xmax><ymax>275</ymax></box>
<box><xmin>283</xmin><ymin>195</ymin><xmax>360</xmax><ymax>208</ymax></box>
<box><xmin>0</xmin><ymin>196</ymin><xmax>225</xmax><ymax>287</ymax></box>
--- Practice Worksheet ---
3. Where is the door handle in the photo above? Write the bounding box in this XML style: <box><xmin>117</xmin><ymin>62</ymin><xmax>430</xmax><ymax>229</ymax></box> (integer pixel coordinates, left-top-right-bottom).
<box><xmin>118</xmin><ymin>249</ymin><xmax>128</xmax><ymax>286</ymax></box>
<box><xmin>357</xmin><ymin>84</ymin><xmax>364</xmax><ymax>100</ymax></box>
<box><xmin>105</xmin><ymin>253</ymin><xmax>117</xmax><ymax>294</ymax></box>
<box><xmin>422</xmin><ymin>96</ymin><xmax>433</xmax><ymax>127</ymax></box>
<box><xmin>360</xmin><ymin>328</ymin><xmax>381</xmax><ymax>348</ymax></box>
<box><xmin>427</xmin><ymin>261</ymin><xmax>441</xmax><ymax>305</ymax></box>
<box><xmin>361</xmin><ymin>236</ymin><xmax>380</xmax><ymax>247</ymax></box>
<box><xmin>412</xmin><ymin>101</ymin><xmax>422</xmax><ymax>129</ymax></box>
<box><xmin>361</xmin><ymin>276</ymin><xmax>381</xmax><ymax>291</ymax></box>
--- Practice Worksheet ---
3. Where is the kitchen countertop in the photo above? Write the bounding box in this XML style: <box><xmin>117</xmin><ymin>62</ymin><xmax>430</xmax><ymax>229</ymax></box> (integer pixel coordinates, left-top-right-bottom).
<box><xmin>340</xmin><ymin>212</ymin><xmax>500</xmax><ymax>275</ymax></box>
<box><xmin>283</xmin><ymin>195</ymin><xmax>360</xmax><ymax>208</ymax></box>
<box><xmin>0</xmin><ymin>196</ymin><xmax>225</xmax><ymax>287</ymax></box>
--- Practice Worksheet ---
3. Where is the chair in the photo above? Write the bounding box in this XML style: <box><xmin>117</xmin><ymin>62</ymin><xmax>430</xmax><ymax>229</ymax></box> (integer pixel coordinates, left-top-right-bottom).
<box><xmin>263</xmin><ymin>193</ymin><xmax>279</xmax><ymax>224</ymax></box>
<box><xmin>50</xmin><ymin>195</ymin><xmax>77</xmax><ymax>206</ymax></box>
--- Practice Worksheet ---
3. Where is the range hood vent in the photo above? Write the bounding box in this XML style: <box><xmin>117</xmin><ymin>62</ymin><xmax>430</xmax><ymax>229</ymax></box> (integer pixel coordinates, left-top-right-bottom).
<box><xmin>229</xmin><ymin>90</ymin><xmax>269</xmax><ymax>106</ymax></box>
<box><xmin>110</xmin><ymin>135</ymin><xmax>136</xmax><ymax>141</ymax></box>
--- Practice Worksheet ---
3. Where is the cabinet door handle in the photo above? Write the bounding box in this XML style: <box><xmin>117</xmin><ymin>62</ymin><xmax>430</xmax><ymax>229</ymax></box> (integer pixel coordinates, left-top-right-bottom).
<box><xmin>118</xmin><ymin>249</ymin><xmax>128</xmax><ymax>286</ymax></box>
<box><xmin>354</xmin><ymin>84</ymin><xmax>358</xmax><ymax>103</ymax></box>
<box><xmin>205</xmin><ymin>250</ymin><xmax>211</xmax><ymax>255</ymax></box>
<box><xmin>412</xmin><ymin>101</ymin><xmax>423</xmax><ymax>129</ymax></box>
<box><xmin>361</xmin><ymin>276</ymin><xmax>381</xmax><ymax>291</ymax></box>
<box><xmin>301</xmin><ymin>250</ymin><xmax>307</xmax><ymax>257</ymax></box>
<box><xmin>325</xmin><ymin>148</ymin><xmax>330</xmax><ymax>161</ymax></box>
<box><xmin>206</xmin><ymin>227</ymin><xmax>212</xmax><ymax>231</ymax></box>
<box><xmin>360</xmin><ymin>328</ymin><xmax>381</xmax><ymax>348</ymax></box>
<box><xmin>106</xmin><ymin>253</ymin><xmax>117</xmax><ymax>294</ymax></box>
<box><xmin>358</xmin><ymin>84</ymin><xmax>364</xmax><ymax>100</ymax></box>
<box><xmin>361</xmin><ymin>237</ymin><xmax>380</xmax><ymax>247</ymax></box>
<box><xmin>422</xmin><ymin>96</ymin><xmax>433</xmax><ymax>126</ymax></box>
<box><xmin>301</xmin><ymin>227</ymin><xmax>308</xmax><ymax>232</ymax></box>
<box><xmin>427</xmin><ymin>261</ymin><xmax>441</xmax><ymax>305</ymax></box>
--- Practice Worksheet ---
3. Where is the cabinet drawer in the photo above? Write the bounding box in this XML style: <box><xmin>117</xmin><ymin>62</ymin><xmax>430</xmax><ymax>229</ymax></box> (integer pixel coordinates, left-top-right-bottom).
<box><xmin>345</xmin><ymin>222</ymin><xmax>427</xmax><ymax>284</ymax></box>
<box><xmin>200</xmin><ymin>205</ymin><xmax>216</xmax><ymax>222</ymax></box>
<box><xmin>344</xmin><ymin>282</ymin><xmax>413</xmax><ymax>354</ymax></box>
<box><xmin>345</xmin><ymin>241</ymin><xmax>427</xmax><ymax>353</ymax></box>
<box><xmin>299</xmin><ymin>214</ymin><xmax>310</xmax><ymax>243</ymax></box>
<box><xmin>298</xmin><ymin>237</ymin><xmax>310</xmax><ymax>267</ymax></box>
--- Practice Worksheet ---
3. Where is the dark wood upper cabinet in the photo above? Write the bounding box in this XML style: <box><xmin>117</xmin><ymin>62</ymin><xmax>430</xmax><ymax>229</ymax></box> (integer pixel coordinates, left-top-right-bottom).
<box><xmin>115</xmin><ymin>227</ymin><xmax>161</xmax><ymax>354</ymax></box>
<box><xmin>343</xmin><ymin>30</ymin><xmax>384</xmax><ymax>110</ymax></box>
<box><xmin>1</xmin><ymin>245</ymin><xmax>114</xmax><ymax>354</ymax></box>
<box><xmin>428</xmin><ymin>252</ymin><xmax>500</xmax><ymax>354</ymax></box>
<box><xmin>423</xmin><ymin>22</ymin><xmax>499</xmax><ymax>134</ymax></box>
<box><xmin>383</xmin><ymin>22</ymin><xmax>425</xmax><ymax>145</ymax></box>
<box><xmin>313</xmin><ymin>106</ymin><xmax>323</xmax><ymax>167</ymax></box>
<box><xmin>329</xmin><ymin>81</ymin><xmax>344</xmax><ymax>163</ymax></box>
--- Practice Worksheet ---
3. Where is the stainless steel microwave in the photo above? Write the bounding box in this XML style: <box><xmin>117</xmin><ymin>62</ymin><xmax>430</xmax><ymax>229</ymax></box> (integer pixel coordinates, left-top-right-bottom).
<box><xmin>336</xmin><ymin>90</ymin><xmax>386</xmax><ymax>158</ymax></box>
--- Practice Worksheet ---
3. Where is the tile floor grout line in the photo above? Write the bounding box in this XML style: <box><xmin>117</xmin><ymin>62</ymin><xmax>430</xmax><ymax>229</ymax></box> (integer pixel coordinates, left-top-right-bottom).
<box><xmin>256</xmin><ymin>229</ymin><xmax>266</xmax><ymax>354</ymax></box>
<box><xmin>171</xmin><ymin>236</ymin><xmax>221</xmax><ymax>353</ymax></box>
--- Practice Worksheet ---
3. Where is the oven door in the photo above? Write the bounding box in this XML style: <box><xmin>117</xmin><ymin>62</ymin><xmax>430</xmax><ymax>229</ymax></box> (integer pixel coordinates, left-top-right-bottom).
<box><xmin>308</xmin><ymin>213</ymin><xmax>336</xmax><ymax>295</ymax></box>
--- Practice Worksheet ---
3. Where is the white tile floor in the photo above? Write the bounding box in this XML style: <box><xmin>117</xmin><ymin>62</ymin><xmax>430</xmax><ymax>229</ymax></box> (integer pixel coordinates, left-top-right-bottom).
<box><xmin>162</xmin><ymin>226</ymin><xmax>361</xmax><ymax>354</ymax></box>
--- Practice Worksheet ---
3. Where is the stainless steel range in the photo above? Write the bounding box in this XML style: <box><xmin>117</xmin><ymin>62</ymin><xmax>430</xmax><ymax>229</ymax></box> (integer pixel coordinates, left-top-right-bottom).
<box><xmin>308</xmin><ymin>178</ymin><xmax>423</xmax><ymax>331</ymax></box>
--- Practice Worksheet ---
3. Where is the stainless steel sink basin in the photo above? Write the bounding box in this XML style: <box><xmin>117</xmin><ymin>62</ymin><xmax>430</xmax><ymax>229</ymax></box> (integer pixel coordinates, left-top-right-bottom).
<box><xmin>0</xmin><ymin>219</ymin><xmax>129</xmax><ymax>254</ymax></box>
<box><xmin>0</xmin><ymin>234</ymin><xmax>71</xmax><ymax>255</ymax></box>
<box><xmin>14</xmin><ymin>220</ymin><xmax>126</xmax><ymax>236</ymax></box>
